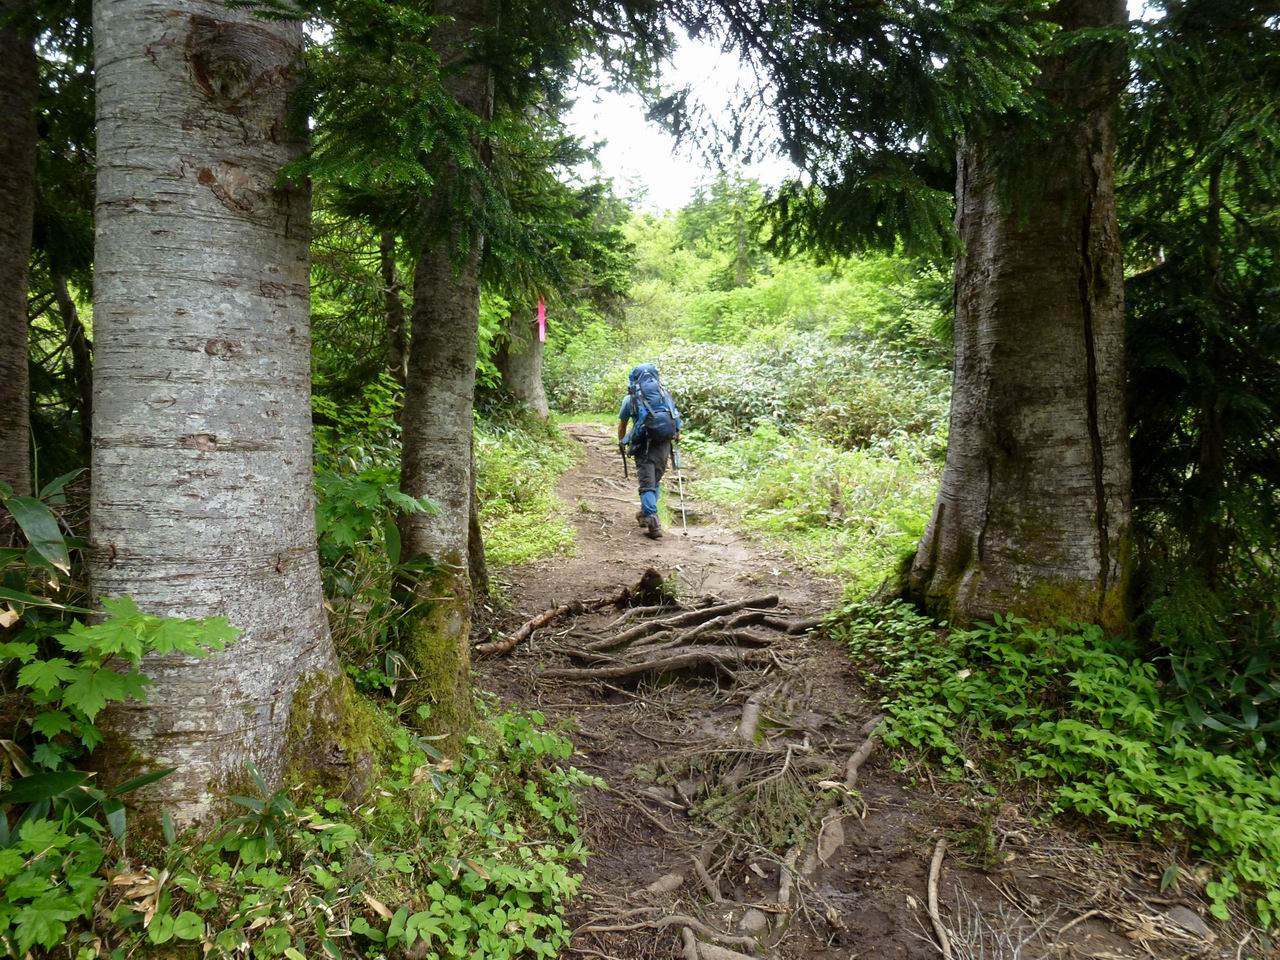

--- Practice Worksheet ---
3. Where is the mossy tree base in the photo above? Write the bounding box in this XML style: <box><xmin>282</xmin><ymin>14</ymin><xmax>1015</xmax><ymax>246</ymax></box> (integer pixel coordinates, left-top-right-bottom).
<box><xmin>907</xmin><ymin>559</ymin><xmax>1130</xmax><ymax>633</ymax></box>
<box><xmin>284</xmin><ymin>672</ymin><xmax>381</xmax><ymax>801</ymax></box>
<box><xmin>399</xmin><ymin>564</ymin><xmax>474</xmax><ymax>751</ymax></box>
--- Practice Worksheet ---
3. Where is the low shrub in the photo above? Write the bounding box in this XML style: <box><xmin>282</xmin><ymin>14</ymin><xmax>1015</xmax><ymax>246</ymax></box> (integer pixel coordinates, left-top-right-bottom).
<box><xmin>547</xmin><ymin>332</ymin><xmax>949</xmax><ymax>452</ymax></box>
<box><xmin>684</xmin><ymin>423</ymin><xmax>940</xmax><ymax>596</ymax></box>
<box><xmin>474</xmin><ymin>412</ymin><xmax>577</xmax><ymax>568</ymax></box>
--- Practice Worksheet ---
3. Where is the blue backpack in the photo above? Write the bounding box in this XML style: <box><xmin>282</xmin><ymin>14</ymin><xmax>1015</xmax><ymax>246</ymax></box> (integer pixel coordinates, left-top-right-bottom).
<box><xmin>626</xmin><ymin>364</ymin><xmax>679</xmax><ymax>446</ymax></box>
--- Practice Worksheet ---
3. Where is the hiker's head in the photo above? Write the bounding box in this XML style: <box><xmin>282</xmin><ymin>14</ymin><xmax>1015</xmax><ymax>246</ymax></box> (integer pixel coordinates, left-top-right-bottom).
<box><xmin>629</xmin><ymin>363</ymin><xmax>659</xmax><ymax>385</ymax></box>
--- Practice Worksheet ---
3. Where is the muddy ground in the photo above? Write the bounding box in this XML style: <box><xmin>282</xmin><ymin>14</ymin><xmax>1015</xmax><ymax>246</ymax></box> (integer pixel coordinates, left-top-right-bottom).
<box><xmin>476</xmin><ymin>422</ymin><xmax>1255</xmax><ymax>960</ymax></box>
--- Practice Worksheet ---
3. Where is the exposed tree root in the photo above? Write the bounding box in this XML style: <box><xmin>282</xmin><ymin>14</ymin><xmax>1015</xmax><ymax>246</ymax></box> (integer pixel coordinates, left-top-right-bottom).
<box><xmin>645</xmin><ymin>872</ymin><xmax>686</xmax><ymax>896</ymax></box>
<box><xmin>845</xmin><ymin>715</ymin><xmax>883</xmax><ymax>788</ymax></box>
<box><xmin>475</xmin><ymin>568</ymin><xmax>666</xmax><ymax>656</ymax></box>
<box><xmin>695</xmin><ymin>943</ymin><xmax>758</xmax><ymax>960</ymax></box>
<box><xmin>542</xmin><ymin>646</ymin><xmax>774</xmax><ymax>682</ymax></box>
<box><xmin>681</xmin><ymin>926</ymin><xmax>701</xmax><ymax>960</ymax></box>
<box><xmin>928</xmin><ymin>839</ymin><xmax>954</xmax><ymax>960</ymax></box>
<box><xmin>692</xmin><ymin>853</ymin><xmax>723</xmax><ymax>903</ymax></box>
<box><xmin>510</xmin><ymin>577</ymin><xmax>857</xmax><ymax>954</ymax></box>
<box><xmin>488</xmin><ymin>573</ymin><xmax>824</xmax><ymax>667</ymax></box>
<box><xmin>737</xmin><ymin>688</ymin><xmax>768</xmax><ymax>743</ymax></box>
<box><xmin>584</xmin><ymin>596</ymin><xmax>781</xmax><ymax>651</ymax></box>
<box><xmin>607</xmin><ymin>603</ymin><xmax>677</xmax><ymax>629</ymax></box>
<box><xmin>577</xmin><ymin>915</ymin><xmax>758</xmax><ymax>951</ymax></box>
<box><xmin>775</xmin><ymin>846</ymin><xmax>801</xmax><ymax>908</ymax></box>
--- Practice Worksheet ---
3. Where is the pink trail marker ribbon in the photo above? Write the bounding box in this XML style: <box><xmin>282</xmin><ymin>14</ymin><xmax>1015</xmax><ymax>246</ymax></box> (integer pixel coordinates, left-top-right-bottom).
<box><xmin>536</xmin><ymin>297</ymin><xmax>546</xmax><ymax>343</ymax></box>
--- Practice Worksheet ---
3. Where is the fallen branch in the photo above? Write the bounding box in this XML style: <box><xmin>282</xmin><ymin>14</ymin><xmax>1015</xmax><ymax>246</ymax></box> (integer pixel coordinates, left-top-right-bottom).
<box><xmin>474</xmin><ymin>598</ymin><xmax>609</xmax><ymax>657</ymax></box>
<box><xmin>927</xmin><ymin>839</ymin><xmax>953</xmax><ymax>960</ymax></box>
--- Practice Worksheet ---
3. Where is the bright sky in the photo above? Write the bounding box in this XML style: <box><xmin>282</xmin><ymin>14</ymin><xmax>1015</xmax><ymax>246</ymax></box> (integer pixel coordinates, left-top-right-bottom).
<box><xmin>565</xmin><ymin>2</ymin><xmax>1157</xmax><ymax>214</ymax></box>
<box><xmin>565</xmin><ymin>36</ymin><xmax>795</xmax><ymax>213</ymax></box>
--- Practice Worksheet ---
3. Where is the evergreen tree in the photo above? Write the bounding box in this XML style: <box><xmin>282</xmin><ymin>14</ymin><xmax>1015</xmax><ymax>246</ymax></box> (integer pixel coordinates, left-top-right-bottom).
<box><xmin>489</xmin><ymin>131</ymin><xmax>636</xmax><ymax>419</ymax></box>
<box><xmin>1121</xmin><ymin>1</ymin><xmax>1280</xmax><ymax>645</ymax></box>
<box><xmin>28</xmin><ymin>2</ymin><xmax>95</xmax><ymax>466</ymax></box>
<box><xmin>396</xmin><ymin>0</ymin><xmax>496</xmax><ymax>740</ymax></box>
<box><xmin>666</xmin><ymin>0</ymin><xmax>1049</xmax><ymax>256</ymax></box>
<box><xmin>677</xmin><ymin>174</ymin><xmax>768</xmax><ymax>290</ymax></box>
<box><xmin>280</xmin><ymin>0</ymin><xmax>666</xmax><ymax>741</ymax></box>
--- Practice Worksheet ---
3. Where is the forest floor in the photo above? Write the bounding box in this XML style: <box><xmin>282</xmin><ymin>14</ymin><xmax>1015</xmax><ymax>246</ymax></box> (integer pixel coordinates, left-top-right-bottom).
<box><xmin>476</xmin><ymin>422</ymin><xmax>1247</xmax><ymax>960</ymax></box>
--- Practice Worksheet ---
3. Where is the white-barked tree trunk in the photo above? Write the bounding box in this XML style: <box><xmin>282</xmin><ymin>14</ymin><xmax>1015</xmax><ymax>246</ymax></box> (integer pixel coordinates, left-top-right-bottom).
<box><xmin>92</xmin><ymin>0</ymin><xmax>339</xmax><ymax>821</ymax></box>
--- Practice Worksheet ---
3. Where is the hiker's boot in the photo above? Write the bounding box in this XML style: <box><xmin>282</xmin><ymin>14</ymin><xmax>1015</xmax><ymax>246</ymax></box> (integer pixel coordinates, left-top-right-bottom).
<box><xmin>636</xmin><ymin>510</ymin><xmax>647</xmax><ymax>528</ymax></box>
<box><xmin>645</xmin><ymin>515</ymin><xmax>663</xmax><ymax>539</ymax></box>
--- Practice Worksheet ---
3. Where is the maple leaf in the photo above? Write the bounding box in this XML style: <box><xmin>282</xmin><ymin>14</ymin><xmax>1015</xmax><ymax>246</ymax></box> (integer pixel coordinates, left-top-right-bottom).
<box><xmin>17</xmin><ymin>658</ymin><xmax>79</xmax><ymax>695</ymax></box>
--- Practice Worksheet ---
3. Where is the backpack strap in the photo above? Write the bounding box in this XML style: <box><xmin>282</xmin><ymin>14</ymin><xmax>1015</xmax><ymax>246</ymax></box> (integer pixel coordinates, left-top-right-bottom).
<box><xmin>632</xmin><ymin>379</ymin><xmax>654</xmax><ymax>423</ymax></box>
<box><xmin>628</xmin><ymin>381</ymin><xmax>646</xmax><ymax>443</ymax></box>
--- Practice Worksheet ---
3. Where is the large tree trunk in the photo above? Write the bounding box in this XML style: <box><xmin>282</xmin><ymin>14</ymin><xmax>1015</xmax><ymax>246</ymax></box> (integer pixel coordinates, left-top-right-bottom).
<box><xmin>398</xmin><ymin>0</ymin><xmax>493</xmax><ymax>741</ymax></box>
<box><xmin>380</xmin><ymin>231</ymin><xmax>408</xmax><ymax>386</ymax></box>
<box><xmin>0</xmin><ymin>0</ymin><xmax>38</xmax><ymax>533</ymax></box>
<box><xmin>495</xmin><ymin>313</ymin><xmax>549</xmax><ymax>419</ymax></box>
<box><xmin>907</xmin><ymin>0</ymin><xmax>1131</xmax><ymax>630</ymax></box>
<box><xmin>93</xmin><ymin>0</ymin><xmax>340</xmax><ymax>822</ymax></box>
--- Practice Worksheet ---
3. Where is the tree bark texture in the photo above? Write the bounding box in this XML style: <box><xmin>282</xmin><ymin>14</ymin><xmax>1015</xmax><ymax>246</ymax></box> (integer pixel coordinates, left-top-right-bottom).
<box><xmin>379</xmin><ymin>231</ymin><xmax>408</xmax><ymax>386</ymax></box>
<box><xmin>92</xmin><ymin>0</ymin><xmax>339</xmax><ymax>821</ymax></box>
<box><xmin>398</xmin><ymin>0</ymin><xmax>493</xmax><ymax>739</ymax></box>
<box><xmin>908</xmin><ymin>0</ymin><xmax>1131</xmax><ymax>630</ymax></box>
<box><xmin>0</xmin><ymin>0</ymin><xmax>38</xmax><ymax>526</ymax></box>
<box><xmin>495</xmin><ymin>313</ymin><xmax>549</xmax><ymax>420</ymax></box>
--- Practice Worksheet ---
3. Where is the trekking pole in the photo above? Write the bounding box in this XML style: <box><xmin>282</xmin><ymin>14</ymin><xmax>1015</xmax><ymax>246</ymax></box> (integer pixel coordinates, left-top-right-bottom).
<box><xmin>671</xmin><ymin>444</ymin><xmax>688</xmax><ymax>536</ymax></box>
<box><xmin>619</xmin><ymin>442</ymin><xmax>628</xmax><ymax>480</ymax></box>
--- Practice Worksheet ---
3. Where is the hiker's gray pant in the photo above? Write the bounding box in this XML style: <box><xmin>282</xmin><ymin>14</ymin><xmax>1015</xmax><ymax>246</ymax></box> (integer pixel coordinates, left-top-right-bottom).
<box><xmin>634</xmin><ymin>437</ymin><xmax>671</xmax><ymax>517</ymax></box>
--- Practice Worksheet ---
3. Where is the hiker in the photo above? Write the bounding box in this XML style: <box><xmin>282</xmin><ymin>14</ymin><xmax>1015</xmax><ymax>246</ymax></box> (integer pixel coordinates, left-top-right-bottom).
<box><xmin>618</xmin><ymin>363</ymin><xmax>682</xmax><ymax>540</ymax></box>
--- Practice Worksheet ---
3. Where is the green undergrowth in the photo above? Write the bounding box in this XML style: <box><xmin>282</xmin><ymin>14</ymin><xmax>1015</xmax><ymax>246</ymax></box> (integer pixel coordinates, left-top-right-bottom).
<box><xmin>683</xmin><ymin>423</ymin><xmax>939</xmax><ymax>596</ymax></box>
<box><xmin>833</xmin><ymin>600</ymin><xmax>1280</xmax><ymax>929</ymax></box>
<box><xmin>3</xmin><ymin>686</ymin><xmax>598</xmax><ymax>958</ymax></box>
<box><xmin>2</xmin><ymin>412</ymin><xmax>601</xmax><ymax>959</ymax></box>
<box><xmin>475</xmin><ymin>412</ymin><xmax>577</xmax><ymax>568</ymax></box>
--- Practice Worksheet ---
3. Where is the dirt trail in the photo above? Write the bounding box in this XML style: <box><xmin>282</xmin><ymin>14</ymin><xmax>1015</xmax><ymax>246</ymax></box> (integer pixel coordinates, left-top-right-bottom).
<box><xmin>478</xmin><ymin>422</ymin><xmax>1239</xmax><ymax>960</ymax></box>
